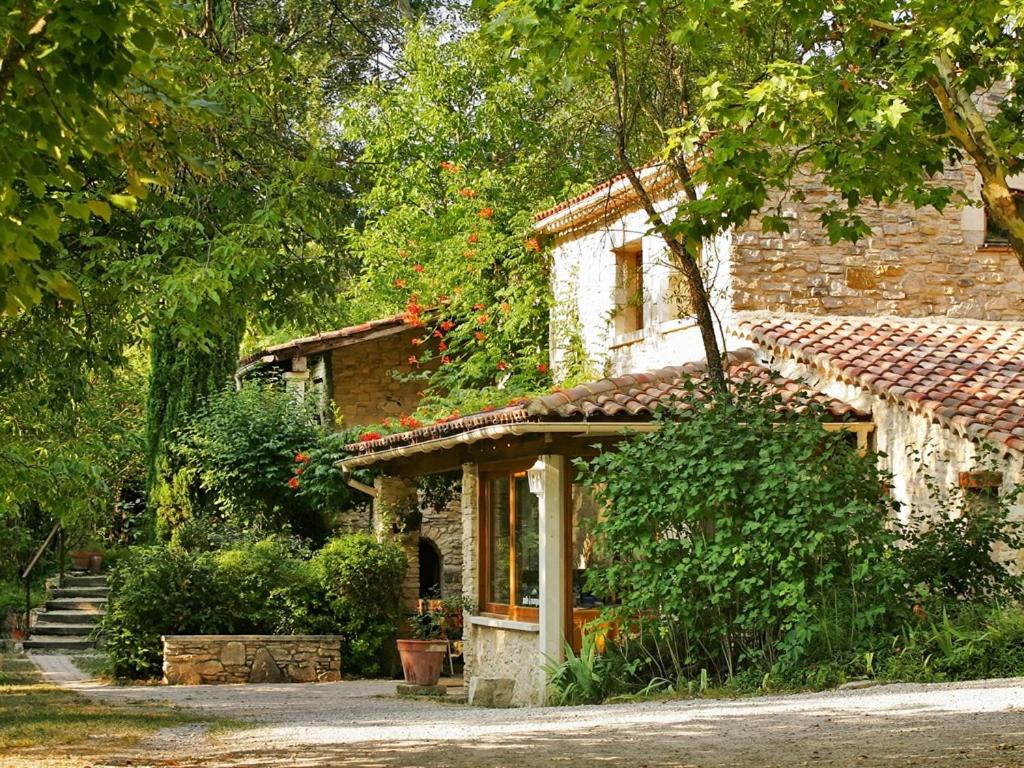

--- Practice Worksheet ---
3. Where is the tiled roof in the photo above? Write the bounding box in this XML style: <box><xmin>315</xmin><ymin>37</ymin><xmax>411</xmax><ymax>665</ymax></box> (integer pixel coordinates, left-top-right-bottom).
<box><xmin>532</xmin><ymin>164</ymin><xmax>676</xmax><ymax>235</ymax></box>
<box><xmin>345</xmin><ymin>350</ymin><xmax>865</xmax><ymax>456</ymax></box>
<box><xmin>740</xmin><ymin>316</ymin><xmax>1024</xmax><ymax>454</ymax></box>
<box><xmin>238</xmin><ymin>314</ymin><xmax>408</xmax><ymax>367</ymax></box>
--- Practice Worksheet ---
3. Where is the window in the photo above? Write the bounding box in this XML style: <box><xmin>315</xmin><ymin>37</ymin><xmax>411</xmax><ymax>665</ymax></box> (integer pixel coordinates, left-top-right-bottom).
<box><xmin>613</xmin><ymin>242</ymin><xmax>644</xmax><ymax>336</ymax></box>
<box><xmin>570</xmin><ymin>482</ymin><xmax>606</xmax><ymax>610</ymax></box>
<box><xmin>481</xmin><ymin>468</ymin><xmax>540</xmax><ymax>617</ymax></box>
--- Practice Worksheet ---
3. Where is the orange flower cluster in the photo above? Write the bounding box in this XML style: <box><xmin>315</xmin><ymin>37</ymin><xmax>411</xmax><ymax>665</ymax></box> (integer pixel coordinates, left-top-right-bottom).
<box><xmin>403</xmin><ymin>294</ymin><xmax>424</xmax><ymax>327</ymax></box>
<box><xmin>478</xmin><ymin>207</ymin><xmax>493</xmax><ymax>220</ymax></box>
<box><xmin>524</xmin><ymin>237</ymin><xmax>541</xmax><ymax>253</ymax></box>
<box><xmin>413</xmin><ymin>263</ymin><xmax>425</xmax><ymax>273</ymax></box>
<box><xmin>358</xmin><ymin>431</ymin><xmax>383</xmax><ymax>443</ymax></box>
<box><xmin>399</xmin><ymin>414</ymin><xmax>423</xmax><ymax>430</ymax></box>
<box><xmin>467</xmin><ymin>232</ymin><xmax>479</xmax><ymax>244</ymax></box>
<box><xmin>458</xmin><ymin>187</ymin><xmax>476</xmax><ymax>198</ymax></box>
<box><xmin>440</xmin><ymin>161</ymin><xmax>461</xmax><ymax>173</ymax></box>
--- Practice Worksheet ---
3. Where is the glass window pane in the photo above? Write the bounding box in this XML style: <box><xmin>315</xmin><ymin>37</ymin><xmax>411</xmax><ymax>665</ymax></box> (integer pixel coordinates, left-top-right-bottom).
<box><xmin>488</xmin><ymin>477</ymin><xmax>510</xmax><ymax>604</ymax></box>
<box><xmin>572</xmin><ymin>483</ymin><xmax>606</xmax><ymax>608</ymax></box>
<box><xmin>514</xmin><ymin>475</ymin><xmax>540</xmax><ymax>607</ymax></box>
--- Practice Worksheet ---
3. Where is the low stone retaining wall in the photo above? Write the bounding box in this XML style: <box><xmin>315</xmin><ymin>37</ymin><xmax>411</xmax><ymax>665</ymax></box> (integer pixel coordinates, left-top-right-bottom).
<box><xmin>162</xmin><ymin>635</ymin><xmax>343</xmax><ymax>685</ymax></box>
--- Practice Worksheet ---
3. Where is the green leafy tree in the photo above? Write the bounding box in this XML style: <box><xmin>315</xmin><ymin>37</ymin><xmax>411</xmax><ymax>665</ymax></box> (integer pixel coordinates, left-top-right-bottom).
<box><xmin>342</xmin><ymin>25</ymin><xmax>615</xmax><ymax>416</ymax></box>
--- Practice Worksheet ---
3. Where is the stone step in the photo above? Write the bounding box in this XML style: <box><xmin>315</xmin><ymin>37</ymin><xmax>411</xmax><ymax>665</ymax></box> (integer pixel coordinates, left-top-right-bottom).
<box><xmin>61</xmin><ymin>574</ymin><xmax>108</xmax><ymax>588</ymax></box>
<box><xmin>45</xmin><ymin>597</ymin><xmax>107</xmax><ymax>613</ymax></box>
<box><xmin>51</xmin><ymin>586</ymin><xmax>110</xmax><ymax>599</ymax></box>
<box><xmin>34</xmin><ymin>610</ymin><xmax>103</xmax><ymax>625</ymax></box>
<box><xmin>23</xmin><ymin>636</ymin><xmax>95</xmax><ymax>651</ymax></box>
<box><xmin>30</xmin><ymin>623</ymin><xmax>97</xmax><ymax>636</ymax></box>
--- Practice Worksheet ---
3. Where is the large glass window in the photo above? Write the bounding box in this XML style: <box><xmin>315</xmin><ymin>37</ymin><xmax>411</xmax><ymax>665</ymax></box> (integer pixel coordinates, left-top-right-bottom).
<box><xmin>483</xmin><ymin>469</ymin><xmax>540</xmax><ymax>616</ymax></box>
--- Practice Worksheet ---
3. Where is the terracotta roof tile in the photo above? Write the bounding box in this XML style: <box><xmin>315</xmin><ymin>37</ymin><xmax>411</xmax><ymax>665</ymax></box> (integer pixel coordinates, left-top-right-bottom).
<box><xmin>739</xmin><ymin>316</ymin><xmax>1024</xmax><ymax>455</ymax></box>
<box><xmin>238</xmin><ymin>314</ymin><xmax>408</xmax><ymax>366</ymax></box>
<box><xmin>345</xmin><ymin>350</ymin><xmax>866</xmax><ymax>456</ymax></box>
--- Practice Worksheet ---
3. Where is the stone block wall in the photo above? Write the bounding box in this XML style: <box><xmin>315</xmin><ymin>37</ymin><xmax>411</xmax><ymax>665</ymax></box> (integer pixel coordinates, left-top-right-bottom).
<box><xmin>464</xmin><ymin>621</ymin><xmax>543</xmax><ymax>706</ymax></box>
<box><xmin>422</xmin><ymin>495</ymin><xmax>463</xmax><ymax>597</ymax></box>
<box><xmin>732</xmin><ymin>167</ymin><xmax>1024</xmax><ymax>320</ymax></box>
<box><xmin>330</xmin><ymin>327</ymin><xmax>436</xmax><ymax>427</ymax></box>
<box><xmin>162</xmin><ymin>635</ymin><xmax>342</xmax><ymax>685</ymax></box>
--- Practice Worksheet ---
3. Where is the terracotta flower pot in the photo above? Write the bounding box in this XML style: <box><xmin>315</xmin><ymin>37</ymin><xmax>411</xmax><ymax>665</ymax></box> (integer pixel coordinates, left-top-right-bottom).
<box><xmin>70</xmin><ymin>550</ymin><xmax>92</xmax><ymax>570</ymax></box>
<box><xmin>396</xmin><ymin>639</ymin><xmax>447</xmax><ymax>686</ymax></box>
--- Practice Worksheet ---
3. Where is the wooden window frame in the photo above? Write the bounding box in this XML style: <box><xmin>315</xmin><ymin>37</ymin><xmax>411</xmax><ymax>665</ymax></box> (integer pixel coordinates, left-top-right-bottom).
<box><xmin>478</xmin><ymin>460</ymin><xmax>540</xmax><ymax>622</ymax></box>
<box><xmin>613</xmin><ymin>242</ymin><xmax>644</xmax><ymax>335</ymax></box>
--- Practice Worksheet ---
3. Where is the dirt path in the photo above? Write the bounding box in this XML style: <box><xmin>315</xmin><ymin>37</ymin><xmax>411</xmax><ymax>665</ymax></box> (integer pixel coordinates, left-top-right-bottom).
<box><xmin>26</xmin><ymin>656</ymin><xmax>1024</xmax><ymax>767</ymax></box>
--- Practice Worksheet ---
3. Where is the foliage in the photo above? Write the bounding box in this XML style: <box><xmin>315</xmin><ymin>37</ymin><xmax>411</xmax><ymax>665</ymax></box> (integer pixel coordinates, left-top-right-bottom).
<box><xmin>576</xmin><ymin>377</ymin><xmax>904</xmax><ymax>683</ymax></box>
<box><xmin>342</xmin><ymin>25</ymin><xmax>614</xmax><ymax>416</ymax></box>
<box><xmin>545</xmin><ymin>635</ymin><xmax>624</xmax><ymax>706</ymax></box>
<box><xmin>103</xmin><ymin>532</ymin><xmax>408</xmax><ymax>678</ymax></box>
<box><xmin>212</xmin><ymin>537</ymin><xmax>322</xmax><ymax>635</ymax></box>
<box><xmin>311</xmin><ymin>534</ymin><xmax>408</xmax><ymax>677</ymax></box>
<box><xmin>0</xmin><ymin>349</ymin><xmax>148</xmax><ymax>546</ymax></box>
<box><xmin>488</xmin><ymin>0</ymin><xmax>1024</xmax><ymax>269</ymax></box>
<box><xmin>899</xmin><ymin>467</ymin><xmax>1024</xmax><ymax>603</ymax></box>
<box><xmin>0</xmin><ymin>0</ymin><xmax>184</xmax><ymax>313</ymax></box>
<box><xmin>102</xmin><ymin>545</ymin><xmax>222</xmax><ymax>677</ymax></box>
<box><xmin>881</xmin><ymin>603</ymin><xmax>1024</xmax><ymax>683</ymax></box>
<box><xmin>157</xmin><ymin>380</ymin><xmax>326</xmax><ymax>540</ymax></box>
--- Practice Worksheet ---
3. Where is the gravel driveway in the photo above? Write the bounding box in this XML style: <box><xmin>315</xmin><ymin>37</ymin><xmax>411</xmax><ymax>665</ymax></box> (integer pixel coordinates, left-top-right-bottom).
<box><xmin>52</xmin><ymin>665</ymin><xmax>1024</xmax><ymax>768</ymax></box>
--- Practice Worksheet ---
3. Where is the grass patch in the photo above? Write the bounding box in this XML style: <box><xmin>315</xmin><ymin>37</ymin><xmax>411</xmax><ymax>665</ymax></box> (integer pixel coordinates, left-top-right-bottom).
<box><xmin>0</xmin><ymin>650</ymin><xmax>236</xmax><ymax>755</ymax></box>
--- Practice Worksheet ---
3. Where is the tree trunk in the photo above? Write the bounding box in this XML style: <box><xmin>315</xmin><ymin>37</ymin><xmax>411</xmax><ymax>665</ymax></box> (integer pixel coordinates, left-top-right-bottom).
<box><xmin>927</xmin><ymin>51</ymin><xmax>1024</xmax><ymax>270</ymax></box>
<box><xmin>608</xmin><ymin>63</ymin><xmax>725</xmax><ymax>387</ymax></box>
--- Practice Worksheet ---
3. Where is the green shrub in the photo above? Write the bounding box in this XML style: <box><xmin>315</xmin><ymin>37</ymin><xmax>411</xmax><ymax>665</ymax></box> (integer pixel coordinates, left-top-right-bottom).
<box><xmin>103</xmin><ymin>533</ymin><xmax>408</xmax><ymax>679</ymax></box>
<box><xmin>101</xmin><ymin>546</ymin><xmax>221</xmax><ymax>678</ymax></box>
<box><xmin>545</xmin><ymin>634</ymin><xmax>624</xmax><ymax>705</ymax></box>
<box><xmin>213</xmin><ymin>537</ymin><xmax>323</xmax><ymax>635</ymax></box>
<box><xmin>311</xmin><ymin>534</ymin><xmax>407</xmax><ymax>677</ymax></box>
<box><xmin>898</xmin><ymin>463</ymin><xmax>1024</xmax><ymax>602</ymax></box>
<box><xmin>157</xmin><ymin>381</ymin><xmax>331</xmax><ymax>542</ymax></box>
<box><xmin>577</xmin><ymin>377</ymin><xmax>905</xmax><ymax>685</ymax></box>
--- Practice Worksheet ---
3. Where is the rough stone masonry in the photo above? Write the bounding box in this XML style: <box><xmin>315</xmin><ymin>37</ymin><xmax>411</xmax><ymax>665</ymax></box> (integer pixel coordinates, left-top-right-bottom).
<box><xmin>162</xmin><ymin>635</ymin><xmax>343</xmax><ymax>685</ymax></box>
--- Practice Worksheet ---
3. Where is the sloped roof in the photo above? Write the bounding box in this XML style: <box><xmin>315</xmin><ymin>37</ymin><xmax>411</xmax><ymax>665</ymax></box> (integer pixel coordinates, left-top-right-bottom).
<box><xmin>739</xmin><ymin>316</ymin><xmax>1024</xmax><ymax>454</ymax></box>
<box><xmin>344</xmin><ymin>350</ymin><xmax>865</xmax><ymax>457</ymax></box>
<box><xmin>238</xmin><ymin>314</ymin><xmax>408</xmax><ymax>367</ymax></box>
<box><xmin>532</xmin><ymin>164</ymin><xmax>677</xmax><ymax>237</ymax></box>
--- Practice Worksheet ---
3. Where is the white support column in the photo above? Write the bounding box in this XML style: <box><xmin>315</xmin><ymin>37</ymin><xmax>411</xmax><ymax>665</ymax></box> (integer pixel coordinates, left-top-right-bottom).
<box><xmin>535</xmin><ymin>454</ymin><xmax>567</xmax><ymax>676</ymax></box>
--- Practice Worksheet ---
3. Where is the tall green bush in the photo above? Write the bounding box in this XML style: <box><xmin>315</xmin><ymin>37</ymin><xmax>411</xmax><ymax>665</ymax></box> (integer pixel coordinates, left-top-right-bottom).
<box><xmin>577</xmin><ymin>378</ymin><xmax>905</xmax><ymax>684</ymax></box>
<box><xmin>155</xmin><ymin>380</ymin><xmax>340</xmax><ymax>542</ymax></box>
<box><xmin>102</xmin><ymin>546</ymin><xmax>221</xmax><ymax>678</ymax></box>
<box><xmin>311</xmin><ymin>534</ymin><xmax>408</xmax><ymax>677</ymax></box>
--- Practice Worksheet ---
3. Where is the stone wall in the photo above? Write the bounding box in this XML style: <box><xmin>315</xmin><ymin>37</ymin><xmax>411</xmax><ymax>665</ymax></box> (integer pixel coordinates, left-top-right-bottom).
<box><xmin>162</xmin><ymin>635</ymin><xmax>342</xmax><ymax>685</ymax></box>
<box><xmin>464</xmin><ymin>620</ymin><xmax>543</xmax><ymax>706</ymax></box>
<box><xmin>421</xmin><ymin>495</ymin><xmax>463</xmax><ymax>597</ymax></box>
<box><xmin>732</xmin><ymin>168</ymin><xmax>1024</xmax><ymax>321</ymax></box>
<box><xmin>330</xmin><ymin>327</ymin><xmax>435</xmax><ymax>427</ymax></box>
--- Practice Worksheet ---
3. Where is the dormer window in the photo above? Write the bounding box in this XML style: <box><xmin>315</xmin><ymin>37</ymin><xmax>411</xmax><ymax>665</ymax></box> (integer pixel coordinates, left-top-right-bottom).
<box><xmin>613</xmin><ymin>242</ymin><xmax>644</xmax><ymax>338</ymax></box>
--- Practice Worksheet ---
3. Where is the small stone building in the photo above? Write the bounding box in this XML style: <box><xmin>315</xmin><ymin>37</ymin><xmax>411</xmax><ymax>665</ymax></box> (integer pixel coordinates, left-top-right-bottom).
<box><xmin>238</xmin><ymin>316</ymin><xmax>462</xmax><ymax>604</ymax></box>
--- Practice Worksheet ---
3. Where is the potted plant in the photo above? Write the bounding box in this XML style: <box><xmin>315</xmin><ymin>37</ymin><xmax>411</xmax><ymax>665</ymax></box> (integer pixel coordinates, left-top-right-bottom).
<box><xmin>396</xmin><ymin>605</ymin><xmax>448</xmax><ymax>686</ymax></box>
<box><xmin>69</xmin><ymin>536</ymin><xmax>105</xmax><ymax>572</ymax></box>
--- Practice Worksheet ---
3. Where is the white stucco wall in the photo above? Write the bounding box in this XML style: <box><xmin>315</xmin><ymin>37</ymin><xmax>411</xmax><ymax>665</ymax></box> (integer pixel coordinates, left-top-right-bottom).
<box><xmin>549</xmin><ymin>196</ymin><xmax>740</xmax><ymax>378</ymax></box>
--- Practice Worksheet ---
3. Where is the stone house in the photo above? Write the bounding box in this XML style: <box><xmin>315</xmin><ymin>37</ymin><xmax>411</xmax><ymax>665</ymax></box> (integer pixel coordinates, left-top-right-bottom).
<box><xmin>238</xmin><ymin>316</ymin><xmax>462</xmax><ymax>603</ymax></box>
<box><xmin>341</xmin><ymin>162</ymin><xmax>1024</xmax><ymax>706</ymax></box>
